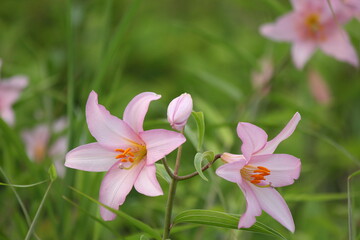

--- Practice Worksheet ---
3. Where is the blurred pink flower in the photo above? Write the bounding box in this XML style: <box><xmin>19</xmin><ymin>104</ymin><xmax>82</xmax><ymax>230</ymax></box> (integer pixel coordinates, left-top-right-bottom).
<box><xmin>0</xmin><ymin>60</ymin><xmax>28</xmax><ymax>125</ymax></box>
<box><xmin>216</xmin><ymin>113</ymin><xmax>301</xmax><ymax>232</ymax></box>
<box><xmin>22</xmin><ymin>118</ymin><xmax>68</xmax><ymax>177</ymax></box>
<box><xmin>65</xmin><ymin>91</ymin><xmax>185</xmax><ymax>221</ymax></box>
<box><xmin>260</xmin><ymin>0</ymin><xmax>358</xmax><ymax>69</ymax></box>
<box><xmin>167</xmin><ymin>93</ymin><xmax>193</xmax><ymax>131</ymax></box>
<box><xmin>251</xmin><ymin>57</ymin><xmax>273</xmax><ymax>95</ymax></box>
<box><xmin>23</xmin><ymin>125</ymin><xmax>50</xmax><ymax>162</ymax></box>
<box><xmin>341</xmin><ymin>0</ymin><xmax>360</xmax><ymax>20</ymax></box>
<box><xmin>308</xmin><ymin>70</ymin><xmax>332</xmax><ymax>105</ymax></box>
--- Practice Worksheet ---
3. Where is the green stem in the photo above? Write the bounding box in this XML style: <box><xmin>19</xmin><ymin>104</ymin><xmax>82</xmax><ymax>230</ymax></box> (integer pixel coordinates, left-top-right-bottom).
<box><xmin>66</xmin><ymin>0</ymin><xmax>75</xmax><ymax>151</ymax></box>
<box><xmin>24</xmin><ymin>180</ymin><xmax>53</xmax><ymax>240</ymax></box>
<box><xmin>0</xmin><ymin>167</ymin><xmax>41</xmax><ymax>240</ymax></box>
<box><xmin>176</xmin><ymin>154</ymin><xmax>221</xmax><ymax>181</ymax></box>
<box><xmin>162</xmin><ymin>144</ymin><xmax>183</xmax><ymax>240</ymax></box>
<box><xmin>161</xmin><ymin>154</ymin><xmax>222</xmax><ymax>182</ymax></box>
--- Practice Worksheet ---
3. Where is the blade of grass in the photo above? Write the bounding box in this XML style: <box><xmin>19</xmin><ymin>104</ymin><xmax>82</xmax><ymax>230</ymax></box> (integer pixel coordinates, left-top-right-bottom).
<box><xmin>0</xmin><ymin>166</ymin><xmax>41</xmax><ymax>240</ymax></box>
<box><xmin>69</xmin><ymin>186</ymin><xmax>162</xmax><ymax>240</ymax></box>
<box><xmin>348</xmin><ymin>170</ymin><xmax>360</xmax><ymax>240</ymax></box>
<box><xmin>92</xmin><ymin>0</ymin><xmax>142</xmax><ymax>91</ymax></box>
<box><xmin>62</xmin><ymin>196</ymin><xmax>122</xmax><ymax>238</ymax></box>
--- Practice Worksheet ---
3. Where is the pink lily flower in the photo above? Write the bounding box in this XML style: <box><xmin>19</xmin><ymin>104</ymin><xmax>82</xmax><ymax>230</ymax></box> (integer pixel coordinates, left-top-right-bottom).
<box><xmin>23</xmin><ymin>125</ymin><xmax>50</xmax><ymax>162</ymax></box>
<box><xmin>22</xmin><ymin>118</ymin><xmax>68</xmax><ymax>177</ymax></box>
<box><xmin>308</xmin><ymin>69</ymin><xmax>332</xmax><ymax>106</ymax></box>
<box><xmin>216</xmin><ymin>113</ymin><xmax>301</xmax><ymax>232</ymax></box>
<box><xmin>341</xmin><ymin>0</ymin><xmax>360</xmax><ymax>20</ymax></box>
<box><xmin>260</xmin><ymin>0</ymin><xmax>359</xmax><ymax>69</ymax></box>
<box><xmin>167</xmin><ymin>93</ymin><xmax>193</xmax><ymax>131</ymax></box>
<box><xmin>0</xmin><ymin>61</ymin><xmax>28</xmax><ymax>125</ymax></box>
<box><xmin>65</xmin><ymin>91</ymin><xmax>186</xmax><ymax>221</ymax></box>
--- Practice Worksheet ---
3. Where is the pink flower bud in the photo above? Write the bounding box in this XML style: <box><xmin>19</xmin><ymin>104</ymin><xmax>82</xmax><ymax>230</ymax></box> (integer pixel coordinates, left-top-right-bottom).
<box><xmin>308</xmin><ymin>70</ymin><xmax>332</xmax><ymax>106</ymax></box>
<box><xmin>167</xmin><ymin>93</ymin><xmax>193</xmax><ymax>131</ymax></box>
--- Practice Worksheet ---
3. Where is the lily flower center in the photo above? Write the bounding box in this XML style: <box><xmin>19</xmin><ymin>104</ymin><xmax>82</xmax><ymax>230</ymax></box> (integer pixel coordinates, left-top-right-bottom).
<box><xmin>241</xmin><ymin>165</ymin><xmax>271</xmax><ymax>187</ymax></box>
<box><xmin>302</xmin><ymin>13</ymin><xmax>326</xmax><ymax>41</ymax></box>
<box><xmin>114</xmin><ymin>145</ymin><xmax>147</xmax><ymax>170</ymax></box>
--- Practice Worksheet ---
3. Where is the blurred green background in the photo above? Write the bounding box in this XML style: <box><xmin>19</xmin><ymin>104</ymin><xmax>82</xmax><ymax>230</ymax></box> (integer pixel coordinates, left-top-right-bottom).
<box><xmin>1</xmin><ymin>0</ymin><xmax>360</xmax><ymax>239</ymax></box>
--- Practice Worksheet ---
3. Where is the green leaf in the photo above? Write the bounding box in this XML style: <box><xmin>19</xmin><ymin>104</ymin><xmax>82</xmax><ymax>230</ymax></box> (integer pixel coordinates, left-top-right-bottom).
<box><xmin>194</xmin><ymin>153</ymin><xmax>208</xmax><ymax>182</ymax></box>
<box><xmin>202</xmin><ymin>151</ymin><xmax>215</xmax><ymax>162</ymax></box>
<box><xmin>48</xmin><ymin>164</ymin><xmax>58</xmax><ymax>182</ymax></box>
<box><xmin>69</xmin><ymin>186</ymin><xmax>162</xmax><ymax>240</ymax></box>
<box><xmin>155</xmin><ymin>163</ymin><xmax>172</xmax><ymax>184</ymax></box>
<box><xmin>191</xmin><ymin>111</ymin><xmax>205</xmax><ymax>152</ymax></box>
<box><xmin>173</xmin><ymin>209</ymin><xmax>287</xmax><ymax>239</ymax></box>
<box><xmin>62</xmin><ymin>196</ymin><xmax>122</xmax><ymax>238</ymax></box>
<box><xmin>193</xmin><ymin>151</ymin><xmax>214</xmax><ymax>182</ymax></box>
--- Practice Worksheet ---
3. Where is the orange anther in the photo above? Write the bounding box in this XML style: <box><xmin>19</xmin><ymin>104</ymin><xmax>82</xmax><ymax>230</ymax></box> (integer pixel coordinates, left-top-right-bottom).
<box><xmin>128</xmin><ymin>158</ymin><xmax>134</xmax><ymax>163</ymax></box>
<box><xmin>123</xmin><ymin>148</ymin><xmax>131</xmax><ymax>154</ymax></box>
<box><xmin>251</xmin><ymin>180</ymin><xmax>261</xmax><ymax>184</ymax></box>
<box><xmin>121</xmin><ymin>159</ymin><xmax>128</xmax><ymax>162</ymax></box>
<box><xmin>128</xmin><ymin>152</ymin><xmax>134</xmax><ymax>157</ymax></box>
<box><xmin>254</xmin><ymin>169</ymin><xmax>267</xmax><ymax>174</ymax></box>
<box><xmin>251</xmin><ymin>174</ymin><xmax>265</xmax><ymax>180</ymax></box>
<box><xmin>115</xmin><ymin>149</ymin><xmax>125</xmax><ymax>152</ymax></box>
<box><xmin>115</xmin><ymin>154</ymin><xmax>122</xmax><ymax>159</ymax></box>
<box><xmin>257</xmin><ymin>166</ymin><xmax>270</xmax><ymax>172</ymax></box>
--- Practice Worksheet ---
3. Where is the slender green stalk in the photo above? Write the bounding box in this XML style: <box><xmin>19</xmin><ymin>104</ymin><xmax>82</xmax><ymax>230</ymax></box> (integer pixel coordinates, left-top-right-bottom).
<box><xmin>66</xmin><ymin>0</ymin><xmax>75</xmax><ymax>151</ymax></box>
<box><xmin>24</xmin><ymin>180</ymin><xmax>53</xmax><ymax>240</ymax></box>
<box><xmin>347</xmin><ymin>170</ymin><xmax>360</xmax><ymax>240</ymax></box>
<box><xmin>162</xmin><ymin>144</ymin><xmax>183</xmax><ymax>240</ymax></box>
<box><xmin>0</xmin><ymin>167</ymin><xmax>40</xmax><ymax>240</ymax></box>
<box><xmin>0</xmin><ymin>179</ymin><xmax>49</xmax><ymax>188</ymax></box>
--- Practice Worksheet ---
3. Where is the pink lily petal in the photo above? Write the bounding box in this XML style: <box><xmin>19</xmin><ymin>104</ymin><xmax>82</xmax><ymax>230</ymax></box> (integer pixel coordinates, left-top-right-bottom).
<box><xmin>247</xmin><ymin>183</ymin><xmax>295</xmax><ymax>232</ymax></box>
<box><xmin>123</xmin><ymin>92</ymin><xmax>161</xmax><ymax>133</ymax></box>
<box><xmin>22</xmin><ymin>125</ymin><xmax>50</xmax><ymax>162</ymax></box>
<box><xmin>99</xmin><ymin>160</ymin><xmax>145</xmax><ymax>221</ymax></box>
<box><xmin>258</xmin><ymin>112</ymin><xmax>301</xmax><ymax>155</ymax></box>
<box><xmin>65</xmin><ymin>143</ymin><xmax>118</xmax><ymax>172</ymax></box>
<box><xmin>167</xmin><ymin>93</ymin><xmax>193</xmax><ymax>131</ymax></box>
<box><xmin>260</xmin><ymin>13</ymin><xmax>298</xmax><ymax>42</ymax></box>
<box><xmin>0</xmin><ymin>76</ymin><xmax>28</xmax><ymax>106</ymax></box>
<box><xmin>290</xmin><ymin>0</ymin><xmax>301</xmax><ymax>10</ymax></box>
<box><xmin>237</xmin><ymin>181</ymin><xmax>262</xmax><ymax>229</ymax></box>
<box><xmin>216</xmin><ymin>160</ymin><xmax>246</xmax><ymax>183</ymax></box>
<box><xmin>308</xmin><ymin>70</ymin><xmax>332</xmax><ymax>105</ymax></box>
<box><xmin>50</xmin><ymin>137</ymin><xmax>67</xmax><ymax>178</ymax></box>
<box><xmin>249</xmin><ymin>154</ymin><xmax>301</xmax><ymax>187</ymax></box>
<box><xmin>291</xmin><ymin>41</ymin><xmax>316</xmax><ymax>69</ymax></box>
<box><xmin>139</xmin><ymin>129</ymin><xmax>186</xmax><ymax>165</ymax></box>
<box><xmin>0</xmin><ymin>108</ymin><xmax>14</xmax><ymax>125</ymax></box>
<box><xmin>319</xmin><ymin>28</ymin><xmax>359</xmax><ymax>67</ymax></box>
<box><xmin>86</xmin><ymin>91</ymin><xmax>143</xmax><ymax>148</ymax></box>
<box><xmin>53</xmin><ymin>117</ymin><xmax>67</xmax><ymax>133</ymax></box>
<box><xmin>134</xmin><ymin>163</ymin><xmax>163</xmax><ymax>196</ymax></box>
<box><xmin>221</xmin><ymin>152</ymin><xmax>246</xmax><ymax>163</ymax></box>
<box><xmin>237</xmin><ymin>122</ymin><xmax>268</xmax><ymax>161</ymax></box>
